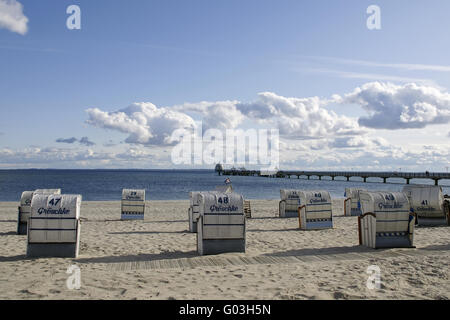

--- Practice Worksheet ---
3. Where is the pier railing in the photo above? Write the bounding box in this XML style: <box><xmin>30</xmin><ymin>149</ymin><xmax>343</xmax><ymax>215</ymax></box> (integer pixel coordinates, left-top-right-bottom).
<box><xmin>218</xmin><ymin>169</ymin><xmax>450</xmax><ymax>185</ymax></box>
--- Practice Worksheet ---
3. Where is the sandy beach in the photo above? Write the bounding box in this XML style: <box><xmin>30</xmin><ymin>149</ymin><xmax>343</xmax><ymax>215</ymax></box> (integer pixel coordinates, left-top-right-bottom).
<box><xmin>0</xmin><ymin>199</ymin><xmax>449</xmax><ymax>300</ymax></box>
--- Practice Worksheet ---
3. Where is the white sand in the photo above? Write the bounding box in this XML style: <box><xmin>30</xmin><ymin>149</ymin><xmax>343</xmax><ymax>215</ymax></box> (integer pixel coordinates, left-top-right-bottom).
<box><xmin>0</xmin><ymin>199</ymin><xmax>449</xmax><ymax>300</ymax></box>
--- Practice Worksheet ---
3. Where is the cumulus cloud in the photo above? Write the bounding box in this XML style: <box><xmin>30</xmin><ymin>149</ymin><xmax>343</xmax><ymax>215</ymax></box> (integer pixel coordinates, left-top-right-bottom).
<box><xmin>85</xmin><ymin>81</ymin><xmax>450</xmax><ymax>152</ymax></box>
<box><xmin>328</xmin><ymin>136</ymin><xmax>388</xmax><ymax>149</ymax></box>
<box><xmin>175</xmin><ymin>100</ymin><xmax>244</xmax><ymax>132</ymax></box>
<box><xmin>337</xmin><ymin>82</ymin><xmax>450</xmax><ymax>129</ymax></box>
<box><xmin>237</xmin><ymin>92</ymin><xmax>362</xmax><ymax>139</ymax></box>
<box><xmin>0</xmin><ymin>0</ymin><xmax>28</xmax><ymax>35</ymax></box>
<box><xmin>86</xmin><ymin>103</ymin><xmax>196</xmax><ymax>145</ymax></box>
<box><xmin>174</xmin><ymin>92</ymin><xmax>362</xmax><ymax>139</ymax></box>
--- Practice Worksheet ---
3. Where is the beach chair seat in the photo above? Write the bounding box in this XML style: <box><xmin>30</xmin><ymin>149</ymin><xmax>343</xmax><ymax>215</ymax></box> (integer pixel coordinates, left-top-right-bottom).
<box><xmin>296</xmin><ymin>190</ymin><xmax>333</xmax><ymax>230</ymax></box>
<box><xmin>358</xmin><ymin>191</ymin><xmax>414</xmax><ymax>249</ymax></box>
<box><xmin>121</xmin><ymin>189</ymin><xmax>145</xmax><ymax>220</ymax></box>
<box><xmin>196</xmin><ymin>192</ymin><xmax>245</xmax><ymax>255</ymax></box>
<box><xmin>27</xmin><ymin>194</ymin><xmax>82</xmax><ymax>258</ymax></box>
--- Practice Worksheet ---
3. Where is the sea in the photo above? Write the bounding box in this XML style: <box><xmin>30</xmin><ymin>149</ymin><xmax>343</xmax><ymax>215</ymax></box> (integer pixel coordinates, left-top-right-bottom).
<box><xmin>0</xmin><ymin>169</ymin><xmax>449</xmax><ymax>202</ymax></box>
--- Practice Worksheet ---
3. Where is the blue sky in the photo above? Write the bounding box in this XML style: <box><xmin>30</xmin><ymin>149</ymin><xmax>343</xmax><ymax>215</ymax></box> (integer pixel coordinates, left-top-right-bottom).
<box><xmin>1</xmin><ymin>0</ymin><xmax>450</xmax><ymax>170</ymax></box>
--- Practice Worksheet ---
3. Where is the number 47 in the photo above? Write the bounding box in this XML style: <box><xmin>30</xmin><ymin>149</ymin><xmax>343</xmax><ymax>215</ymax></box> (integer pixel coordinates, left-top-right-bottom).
<box><xmin>49</xmin><ymin>198</ymin><xmax>61</xmax><ymax>206</ymax></box>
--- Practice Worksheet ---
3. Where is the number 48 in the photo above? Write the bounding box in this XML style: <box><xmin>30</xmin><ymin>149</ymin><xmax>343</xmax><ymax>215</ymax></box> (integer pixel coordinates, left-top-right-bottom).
<box><xmin>218</xmin><ymin>197</ymin><xmax>229</xmax><ymax>204</ymax></box>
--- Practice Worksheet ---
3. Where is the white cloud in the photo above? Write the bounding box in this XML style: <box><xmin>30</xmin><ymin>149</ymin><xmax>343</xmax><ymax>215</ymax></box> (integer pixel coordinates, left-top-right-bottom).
<box><xmin>86</xmin><ymin>82</ymin><xmax>450</xmax><ymax>145</ymax></box>
<box><xmin>236</xmin><ymin>92</ymin><xmax>363</xmax><ymax>139</ymax></box>
<box><xmin>94</xmin><ymin>93</ymin><xmax>362</xmax><ymax>143</ymax></box>
<box><xmin>0</xmin><ymin>145</ymin><xmax>175</xmax><ymax>169</ymax></box>
<box><xmin>0</xmin><ymin>0</ymin><xmax>28</xmax><ymax>35</ymax></box>
<box><xmin>278</xmin><ymin>137</ymin><xmax>450</xmax><ymax>171</ymax></box>
<box><xmin>78</xmin><ymin>82</ymin><xmax>450</xmax><ymax>170</ymax></box>
<box><xmin>174</xmin><ymin>100</ymin><xmax>244</xmax><ymax>132</ymax></box>
<box><xmin>336</xmin><ymin>82</ymin><xmax>450</xmax><ymax>129</ymax></box>
<box><xmin>328</xmin><ymin>136</ymin><xmax>388</xmax><ymax>149</ymax></box>
<box><xmin>86</xmin><ymin>102</ymin><xmax>196</xmax><ymax>145</ymax></box>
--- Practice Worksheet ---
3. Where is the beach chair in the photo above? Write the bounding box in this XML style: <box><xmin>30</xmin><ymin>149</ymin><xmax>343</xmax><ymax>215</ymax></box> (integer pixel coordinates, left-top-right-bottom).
<box><xmin>121</xmin><ymin>189</ymin><xmax>145</xmax><ymax>220</ymax></box>
<box><xmin>358</xmin><ymin>191</ymin><xmax>415</xmax><ymax>249</ymax></box>
<box><xmin>188</xmin><ymin>191</ymin><xmax>204</xmax><ymax>233</ymax></box>
<box><xmin>17</xmin><ymin>189</ymin><xmax>61</xmax><ymax>235</ymax></box>
<box><xmin>344</xmin><ymin>188</ymin><xmax>366</xmax><ymax>216</ymax></box>
<box><xmin>402</xmin><ymin>185</ymin><xmax>449</xmax><ymax>226</ymax></box>
<box><xmin>296</xmin><ymin>190</ymin><xmax>333</xmax><ymax>230</ymax></box>
<box><xmin>279</xmin><ymin>190</ymin><xmax>302</xmax><ymax>218</ymax></box>
<box><xmin>244</xmin><ymin>200</ymin><xmax>252</xmax><ymax>218</ymax></box>
<box><xmin>27</xmin><ymin>194</ymin><xmax>82</xmax><ymax>258</ymax></box>
<box><xmin>196</xmin><ymin>192</ymin><xmax>246</xmax><ymax>255</ymax></box>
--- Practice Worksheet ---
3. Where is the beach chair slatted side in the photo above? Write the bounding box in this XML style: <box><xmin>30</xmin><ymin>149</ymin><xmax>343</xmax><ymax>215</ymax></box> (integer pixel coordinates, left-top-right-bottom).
<box><xmin>298</xmin><ymin>205</ymin><xmax>306</xmax><ymax>229</ymax></box>
<box><xmin>444</xmin><ymin>199</ymin><xmax>450</xmax><ymax>226</ymax></box>
<box><xmin>344</xmin><ymin>198</ymin><xmax>351</xmax><ymax>216</ymax></box>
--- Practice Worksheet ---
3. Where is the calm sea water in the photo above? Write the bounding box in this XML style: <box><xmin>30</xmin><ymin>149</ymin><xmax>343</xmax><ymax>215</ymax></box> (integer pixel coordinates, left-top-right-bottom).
<box><xmin>0</xmin><ymin>169</ymin><xmax>449</xmax><ymax>201</ymax></box>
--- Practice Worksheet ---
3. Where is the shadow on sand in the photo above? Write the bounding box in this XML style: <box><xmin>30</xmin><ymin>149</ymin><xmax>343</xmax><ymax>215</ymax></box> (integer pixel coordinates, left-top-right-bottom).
<box><xmin>108</xmin><ymin>230</ymin><xmax>189</xmax><ymax>235</ymax></box>
<box><xmin>264</xmin><ymin>245</ymin><xmax>374</xmax><ymax>258</ymax></box>
<box><xmin>76</xmin><ymin>250</ymin><xmax>197</xmax><ymax>264</ymax></box>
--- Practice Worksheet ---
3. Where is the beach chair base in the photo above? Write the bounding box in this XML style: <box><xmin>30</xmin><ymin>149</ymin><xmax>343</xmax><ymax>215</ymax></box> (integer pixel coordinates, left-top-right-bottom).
<box><xmin>375</xmin><ymin>236</ymin><xmax>414</xmax><ymax>249</ymax></box>
<box><xmin>188</xmin><ymin>208</ymin><xmax>198</xmax><ymax>233</ymax></box>
<box><xmin>189</xmin><ymin>221</ymin><xmax>198</xmax><ymax>233</ymax></box>
<box><xmin>280</xmin><ymin>210</ymin><xmax>299</xmax><ymax>218</ymax></box>
<box><xmin>17</xmin><ymin>222</ymin><xmax>27</xmax><ymax>235</ymax></box>
<box><xmin>350</xmin><ymin>208</ymin><xmax>362</xmax><ymax>216</ymax></box>
<box><xmin>121</xmin><ymin>213</ymin><xmax>144</xmax><ymax>220</ymax></box>
<box><xmin>302</xmin><ymin>220</ymin><xmax>333</xmax><ymax>230</ymax></box>
<box><xmin>26</xmin><ymin>243</ymin><xmax>79</xmax><ymax>258</ymax></box>
<box><xmin>417</xmin><ymin>216</ymin><xmax>448</xmax><ymax>227</ymax></box>
<box><xmin>198</xmin><ymin>239</ymin><xmax>245</xmax><ymax>256</ymax></box>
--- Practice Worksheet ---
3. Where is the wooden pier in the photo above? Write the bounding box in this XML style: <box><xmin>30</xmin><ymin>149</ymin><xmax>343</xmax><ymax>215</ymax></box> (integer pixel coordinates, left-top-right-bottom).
<box><xmin>217</xmin><ymin>169</ymin><xmax>450</xmax><ymax>186</ymax></box>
